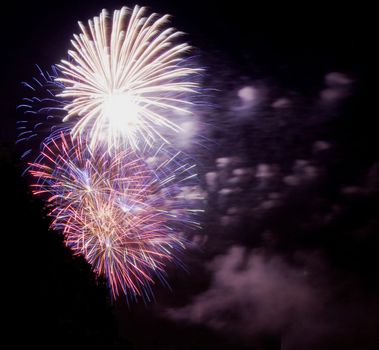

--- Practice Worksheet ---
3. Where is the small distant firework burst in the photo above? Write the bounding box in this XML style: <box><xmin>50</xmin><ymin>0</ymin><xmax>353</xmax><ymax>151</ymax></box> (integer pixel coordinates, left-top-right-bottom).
<box><xmin>19</xmin><ymin>5</ymin><xmax>204</xmax><ymax>300</ymax></box>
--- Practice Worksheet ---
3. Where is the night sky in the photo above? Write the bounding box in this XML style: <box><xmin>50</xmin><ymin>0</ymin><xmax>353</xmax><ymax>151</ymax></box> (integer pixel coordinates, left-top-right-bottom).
<box><xmin>2</xmin><ymin>1</ymin><xmax>377</xmax><ymax>349</ymax></box>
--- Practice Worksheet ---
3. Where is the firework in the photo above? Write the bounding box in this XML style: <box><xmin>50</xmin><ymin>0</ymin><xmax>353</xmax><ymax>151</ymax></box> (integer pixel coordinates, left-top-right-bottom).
<box><xmin>20</xmin><ymin>5</ymin><xmax>205</xmax><ymax>301</ymax></box>
<box><xmin>28</xmin><ymin>133</ymin><xmax>202</xmax><ymax>300</ymax></box>
<box><xmin>17</xmin><ymin>66</ymin><xmax>66</xmax><ymax>161</ymax></box>
<box><xmin>57</xmin><ymin>6</ymin><xmax>200</xmax><ymax>152</ymax></box>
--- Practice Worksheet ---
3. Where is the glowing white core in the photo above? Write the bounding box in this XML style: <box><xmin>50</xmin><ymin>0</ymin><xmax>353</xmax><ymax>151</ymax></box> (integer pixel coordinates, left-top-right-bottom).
<box><xmin>102</xmin><ymin>93</ymin><xmax>140</xmax><ymax>131</ymax></box>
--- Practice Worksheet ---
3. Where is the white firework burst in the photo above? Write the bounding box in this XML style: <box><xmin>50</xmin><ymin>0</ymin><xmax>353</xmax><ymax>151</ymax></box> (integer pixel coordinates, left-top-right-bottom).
<box><xmin>57</xmin><ymin>5</ymin><xmax>200</xmax><ymax>152</ymax></box>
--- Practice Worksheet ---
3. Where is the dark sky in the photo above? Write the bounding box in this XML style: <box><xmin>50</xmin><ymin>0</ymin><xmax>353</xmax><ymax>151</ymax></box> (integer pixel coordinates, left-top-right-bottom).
<box><xmin>2</xmin><ymin>1</ymin><xmax>377</xmax><ymax>349</ymax></box>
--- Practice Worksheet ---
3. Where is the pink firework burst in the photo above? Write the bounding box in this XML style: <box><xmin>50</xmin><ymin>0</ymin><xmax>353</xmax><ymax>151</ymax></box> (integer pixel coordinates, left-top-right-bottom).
<box><xmin>29</xmin><ymin>132</ymin><xmax>202</xmax><ymax>300</ymax></box>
